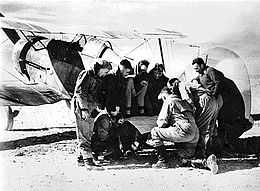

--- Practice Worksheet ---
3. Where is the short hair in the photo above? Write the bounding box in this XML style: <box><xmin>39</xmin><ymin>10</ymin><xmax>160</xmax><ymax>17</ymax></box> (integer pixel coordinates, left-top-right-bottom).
<box><xmin>94</xmin><ymin>60</ymin><xmax>112</xmax><ymax>74</ymax></box>
<box><xmin>138</xmin><ymin>60</ymin><xmax>150</xmax><ymax>68</ymax></box>
<box><xmin>168</xmin><ymin>78</ymin><xmax>181</xmax><ymax>97</ymax></box>
<box><xmin>120</xmin><ymin>59</ymin><xmax>132</xmax><ymax>70</ymax></box>
<box><xmin>168</xmin><ymin>78</ymin><xmax>180</xmax><ymax>87</ymax></box>
<box><xmin>153</xmin><ymin>63</ymin><xmax>164</xmax><ymax>72</ymax></box>
<box><xmin>192</xmin><ymin>57</ymin><xmax>205</xmax><ymax>66</ymax></box>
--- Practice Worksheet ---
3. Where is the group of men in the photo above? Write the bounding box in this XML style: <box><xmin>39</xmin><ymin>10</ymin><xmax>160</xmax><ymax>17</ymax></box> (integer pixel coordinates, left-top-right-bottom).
<box><xmin>72</xmin><ymin>57</ymin><xmax>252</xmax><ymax>173</ymax></box>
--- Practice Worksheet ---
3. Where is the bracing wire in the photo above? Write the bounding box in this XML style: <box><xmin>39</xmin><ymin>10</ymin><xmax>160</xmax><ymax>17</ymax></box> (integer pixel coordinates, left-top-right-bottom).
<box><xmin>0</xmin><ymin>38</ymin><xmax>9</xmax><ymax>46</ymax></box>
<box><xmin>125</xmin><ymin>39</ymin><xmax>148</xmax><ymax>57</ymax></box>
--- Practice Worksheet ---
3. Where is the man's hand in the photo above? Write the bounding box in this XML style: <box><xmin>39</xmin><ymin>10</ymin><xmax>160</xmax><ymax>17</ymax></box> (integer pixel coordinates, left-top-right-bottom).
<box><xmin>110</xmin><ymin>106</ymin><xmax>120</xmax><ymax>116</ymax></box>
<box><xmin>187</xmin><ymin>100</ymin><xmax>196</xmax><ymax>113</ymax></box>
<box><xmin>140</xmin><ymin>80</ymin><xmax>148</xmax><ymax>87</ymax></box>
<box><xmin>81</xmin><ymin>110</ymin><xmax>90</xmax><ymax>120</ymax></box>
<box><xmin>199</xmin><ymin>94</ymin><xmax>211</xmax><ymax>107</ymax></box>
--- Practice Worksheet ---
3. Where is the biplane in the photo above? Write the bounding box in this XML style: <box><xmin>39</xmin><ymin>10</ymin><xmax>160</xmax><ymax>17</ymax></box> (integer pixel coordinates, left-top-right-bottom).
<box><xmin>0</xmin><ymin>13</ymin><xmax>188</xmax><ymax>130</ymax></box>
<box><xmin>0</xmin><ymin>13</ymin><xmax>253</xmax><ymax>132</ymax></box>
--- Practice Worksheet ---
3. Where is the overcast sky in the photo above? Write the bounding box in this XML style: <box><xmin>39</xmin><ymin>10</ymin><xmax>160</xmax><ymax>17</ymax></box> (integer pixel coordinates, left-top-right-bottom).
<box><xmin>1</xmin><ymin>0</ymin><xmax>260</xmax><ymax>42</ymax></box>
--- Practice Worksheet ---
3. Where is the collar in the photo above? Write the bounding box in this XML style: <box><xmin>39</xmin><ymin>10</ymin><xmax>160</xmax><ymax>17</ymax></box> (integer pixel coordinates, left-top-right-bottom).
<box><xmin>203</xmin><ymin>66</ymin><xmax>209</xmax><ymax>74</ymax></box>
<box><xmin>169</xmin><ymin>94</ymin><xmax>181</xmax><ymax>99</ymax></box>
<box><xmin>94</xmin><ymin>109</ymin><xmax>108</xmax><ymax>123</ymax></box>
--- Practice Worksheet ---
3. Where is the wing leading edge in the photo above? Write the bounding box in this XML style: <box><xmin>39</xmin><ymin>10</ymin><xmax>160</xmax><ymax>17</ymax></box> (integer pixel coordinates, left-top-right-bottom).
<box><xmin>0</xmin><ymin>16</ymin><xmax>187</xmax><ymax>39</ymax></box>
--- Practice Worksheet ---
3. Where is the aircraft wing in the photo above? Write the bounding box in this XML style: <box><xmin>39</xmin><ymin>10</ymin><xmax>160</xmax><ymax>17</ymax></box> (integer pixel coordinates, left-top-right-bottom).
<box><xmin>0</xmin><ymin>81</ymin><xmax>71</xmax><ymax>106</ymax></box>
<box><xmin>0</xmin><ymin>17</ymin><xmax>50</xmax><ymax>33</ymax></box>
<box><xmin>0</xmin><ymin>69</ymin><xmax>70</xmax><ymax>106</ymax></box>
<box><xmin>0</xmin><ymin>81</ymin><xmax>70</xmax><ymax>106</ymax></box>
<box><xmin>0</xmin><ymin>16</ymin><xmax>187</xmax><ymax>39</ymax></box>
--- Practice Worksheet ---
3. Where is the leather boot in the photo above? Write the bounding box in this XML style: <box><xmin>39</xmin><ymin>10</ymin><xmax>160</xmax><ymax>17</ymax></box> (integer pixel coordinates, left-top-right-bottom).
<box><xmin>204</xmin><ymin>154</ymin><xmax>218</xmax><ymax>175</ymax></box>
<box><xmin>77</xmin><ymin>155</ymin><xmax>85</xmax><ymax>167</ymax></box>
<box><xmin>84</xmin><ymin>158</ymin><xmax>105</xmax><ymax>170</ymax></box>
<box><xmin>152</xmin><ymin>146</ymin><xmax>168</xmax><ymax>168</ymax></box>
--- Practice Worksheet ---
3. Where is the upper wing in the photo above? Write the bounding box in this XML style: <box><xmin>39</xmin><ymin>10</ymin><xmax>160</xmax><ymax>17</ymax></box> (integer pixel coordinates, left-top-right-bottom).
<box><xmin>97</xmin><ymin>28</ymin><xmax>187</xmax><ymax>39</ymax></box>
<box><xmin>0</xmin><ymin>16</ymin><xmax>187</xmax><ymax>39</ymax></box>
<box><xmin>0</xmin><ymin>17</ymin><xmax>50</xmax><ymax>33</ymax></box>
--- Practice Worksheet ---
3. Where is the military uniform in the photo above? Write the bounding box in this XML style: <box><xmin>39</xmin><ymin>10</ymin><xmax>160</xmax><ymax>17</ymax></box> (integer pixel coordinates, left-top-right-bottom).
<box><xmin>151</xmin><ymin>95</ymin><xmax>199</xmax><ymax>159</ymax></box>
<box><xmin>195</xmin><ymin>66</ymin><xmax>252</xmax><ymax>155</ymax></box>
<box><xmin>91</xmin><ymin>110</ymin><xmax>122</xmax><ymax>160</ymax></box>
<box><xmin>72</xmin><ymin>69</ymin><xmax>103</xmax><ymax>160</ymax></box>
<box><xmin>146</xmin><ymin>67</ymin><xmax>169</xmax><ymax>115</ymax></box>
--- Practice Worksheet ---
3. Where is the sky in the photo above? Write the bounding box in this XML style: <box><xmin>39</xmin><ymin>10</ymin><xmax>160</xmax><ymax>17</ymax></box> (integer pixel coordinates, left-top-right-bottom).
<box><xmin>1</xmin><ymin>0</ymin><xmax>260</xmax><ymax>43</ymax></box>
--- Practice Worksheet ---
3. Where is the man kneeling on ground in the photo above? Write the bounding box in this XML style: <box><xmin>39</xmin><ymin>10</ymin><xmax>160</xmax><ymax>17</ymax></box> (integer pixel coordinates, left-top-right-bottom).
<box><xmin>111</xmin><ymin>113</ymin><xmax>144</xmax><ymax>158</ymax></box>
<box><xmin>148</xmin><ymin>79</ymin><xmax>199</xmax><ymax>168</ymax></box>
<box><xmin>91</xmin><ymin>108</ymin><xmax>122</xmax><ymax>161</ymax></box>
<box><xmin>91</xmin><ymin>108</ymin><xmax>145</xmax><ymax>162</ymax></box>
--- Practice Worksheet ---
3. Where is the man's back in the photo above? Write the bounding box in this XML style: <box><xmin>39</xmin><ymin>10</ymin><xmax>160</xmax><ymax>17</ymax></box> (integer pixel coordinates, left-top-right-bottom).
<box><xmin>74</xmin><ymin>69</ymin><xmax>102</xmax><ymax>104</ymax></box>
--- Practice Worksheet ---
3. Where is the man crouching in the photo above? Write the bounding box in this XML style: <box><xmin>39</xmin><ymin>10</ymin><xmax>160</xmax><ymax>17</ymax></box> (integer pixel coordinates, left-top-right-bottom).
<box><xmin>72</xmin><ymin>60</ymin><xmax>112</xmax><ymax>170</ymax></box>
<box><xmin>149</xmin><ymin>78</ymin><xmax>199</xmax><ymax>168</ymax></box>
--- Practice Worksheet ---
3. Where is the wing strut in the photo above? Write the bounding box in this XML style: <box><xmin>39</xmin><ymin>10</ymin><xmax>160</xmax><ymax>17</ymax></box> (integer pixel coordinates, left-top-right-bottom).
<box><xmin>158</xmin><ymin>38</ymin><xmax>165</xmax><ymax>68</ymax></box>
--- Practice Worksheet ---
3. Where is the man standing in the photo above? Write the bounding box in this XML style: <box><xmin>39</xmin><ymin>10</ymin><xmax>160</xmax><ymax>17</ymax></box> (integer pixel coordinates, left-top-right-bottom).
<box><xmin>146</xmin><ymin>63</ymin><xmax>169</xmax><ymax>115</ymax></box>
<box><xmin>72</xmin><ymin>60</ymin><xmax>112</xmax><ymax>170</ymax></box>
<box><xmin>191</xmin><ymin>58</ymin><xmax>252</xmax><ymax>156</ymax></box>
<box><xmin>116</xmin><ymin>59</ymin><xmax>136</xmax><ymax>117</ymax></box>
<box><xmin>134</xmin><ymin>60</ymin><xmax>150</xmax><ymax>115</ymax></box>
<box><xmin>190</xmin><ymin>57</ymin><xmax>223</xmax><ymax>158</ymax></box>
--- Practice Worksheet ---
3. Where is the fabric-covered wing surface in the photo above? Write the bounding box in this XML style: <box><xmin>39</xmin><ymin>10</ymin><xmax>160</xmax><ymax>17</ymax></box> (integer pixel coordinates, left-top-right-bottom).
<box><xmin>0</xmin><ymin>17</ymin><xmax>187</xmax><ymax>39</ymax></box>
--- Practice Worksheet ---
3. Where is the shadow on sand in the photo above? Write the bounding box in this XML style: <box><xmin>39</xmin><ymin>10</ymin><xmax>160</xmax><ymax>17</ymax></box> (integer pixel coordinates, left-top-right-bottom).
<box><xmin>217</xmin><ymin>157</ymin><xmax>260</xmax><ymax>174</ymax></box>
<box><xmin>0</xmin><ymin>126</ymin><xmax>259</xmax><ymax>174</ymax></box>
<box><xmin>0</xmin><ymin>130</ymin><xmax>76</xmax><ymax>151</ymax></box>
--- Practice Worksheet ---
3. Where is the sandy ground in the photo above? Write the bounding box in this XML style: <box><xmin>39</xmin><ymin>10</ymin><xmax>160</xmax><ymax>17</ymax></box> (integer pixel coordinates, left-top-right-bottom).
<box><xmin>0</xmin><ymin>138</ymin><xmax>260</xmax><ymax>191</ymax></box>
<box><xmin>0</xmin><ymin>122</ymin><xmax>260</xmax><ymax>191</ymax></box>
<box><xmin>0</xmin><ymin>90</ymin><xmax>259</xmax><ymax>191</ymax></box>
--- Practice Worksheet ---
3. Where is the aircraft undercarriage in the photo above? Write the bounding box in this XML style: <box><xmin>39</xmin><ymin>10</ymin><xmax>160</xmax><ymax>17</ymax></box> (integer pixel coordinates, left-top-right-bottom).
<box><xmin>0</xmin><ymin>106</ymin><xmax>19</xmax><ymax>130</ymax></box>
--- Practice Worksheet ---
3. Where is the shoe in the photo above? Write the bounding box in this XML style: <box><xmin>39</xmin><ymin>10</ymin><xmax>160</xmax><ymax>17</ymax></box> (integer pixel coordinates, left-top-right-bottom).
<box><xmin>152</xmin><ymin>160</ymin><xmax>168</xmax><ymax>168</ymax></box>
<box><xmin>146</xmin><ymin>139</ymin><xmax>156</xmax><ymax>147</ymax></box>
<box><xmin>152</xmin><ymin>146</ymin><xmax>168</xmax><ymax>169</ymax></box>
<box><xmin>131</xmin><ymin>141</ymin><xmax>140</xmax><ymax>151</ymax></box>
<box><xmin>84</xmin><ymin>158</ymin><xmax>105</xmax><ymax>170</ymax></box>
<box><xmin>77</xmin><ymin>155</ymin><xmax>85</xmax><ymax>167</ymax></box>
<box><xmin>205</xmin><ymin>154</ymin><xmax>218</xmax><ymax>175</ymax></box>
<box><xmin>163</xmin><ymin>141</ymin><xmax>175</xmax><ymax>146</ymax></box>
<box><xmin>124</xmin><ymin>150</ymin><xmax>136</xmax><ymax>158</ymax></box>
<box><xmin>178</xmin><ymin>158</ymin><xmax>192</xmax><ymax>167</ymax></box>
